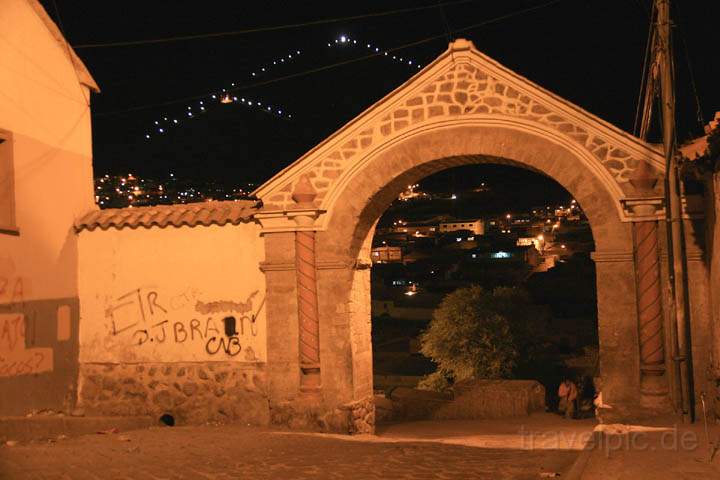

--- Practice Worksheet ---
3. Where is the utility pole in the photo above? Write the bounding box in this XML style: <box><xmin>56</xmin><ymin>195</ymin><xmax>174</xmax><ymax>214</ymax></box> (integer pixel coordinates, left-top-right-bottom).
<box><xmin>656</xmin><ymin>0</ymin><xmax>693</xmax><ymax>422</ymax></box>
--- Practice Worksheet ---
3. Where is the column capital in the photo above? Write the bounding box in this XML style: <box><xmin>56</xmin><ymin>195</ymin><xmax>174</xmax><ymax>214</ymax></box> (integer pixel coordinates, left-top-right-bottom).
<box><xmin>620</xmin><ymin>197</ymin><xmax>665</xmax><ymax>221</ymax></box>
<box><xmin>254</xmin><ymin>208</ymin><xmax>326</xmax><ymax>234</ymax></box>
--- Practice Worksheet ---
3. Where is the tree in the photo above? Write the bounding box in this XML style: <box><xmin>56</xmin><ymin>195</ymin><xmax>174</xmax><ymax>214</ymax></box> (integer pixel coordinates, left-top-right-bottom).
<box><xmin>418</xmin><ymin>285</ymin><xmax>541</xmax><ymax>390</ymax></box>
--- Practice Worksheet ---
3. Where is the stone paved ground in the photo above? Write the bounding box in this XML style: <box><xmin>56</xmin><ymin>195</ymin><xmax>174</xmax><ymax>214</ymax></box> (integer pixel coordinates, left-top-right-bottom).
<box><xmin>0</xmin><ymin>425</ymin><xmax>578</xmax><ymax>479</ymax></box>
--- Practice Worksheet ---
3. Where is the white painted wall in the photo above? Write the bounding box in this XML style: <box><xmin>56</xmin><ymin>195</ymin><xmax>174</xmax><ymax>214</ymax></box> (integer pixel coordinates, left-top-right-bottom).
<box><xmin>0</xmin><ymin>0</ymin><xmax>95</xmax><ymax>394</ymax></box>
<box><xmin>78</xmin><ymin>223</ymin><xmax>267</xmax><ymax>364</ymax></box>
<box><xmin>0</xmin><ymin>0</ymin><xmax>95</xmax><ymax>302</ymax></box>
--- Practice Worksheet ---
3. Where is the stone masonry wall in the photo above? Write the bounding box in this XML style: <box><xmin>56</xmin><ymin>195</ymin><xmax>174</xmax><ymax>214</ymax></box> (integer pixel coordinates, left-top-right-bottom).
<box><xmin>78</xmin><ymin>362</ymin><xmax>269</xmax><ymax>425</ymax></box>
<box><xmin>261</xmin><ymin>45</ymin><xmax>663</xmax><ymax>210</ymax></box>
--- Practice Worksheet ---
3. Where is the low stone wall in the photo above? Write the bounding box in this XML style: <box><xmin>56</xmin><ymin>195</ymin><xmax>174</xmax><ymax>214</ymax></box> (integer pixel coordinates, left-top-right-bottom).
<box><xmin>376</xmin><ymin>380</ymin><xmax>546</xmax><ymax>423</ymax></box>
<box><xmin>434</xmin><ymin>379</ymin><xmax>545</xmax><ymax>420</ymax></box>
<box><xmin>78</xmin><ymin>362</ymin><xmax>269</xmax><ymax>425</ymax></box>
<box><xmin>346</xmin><ymin>395</ymin><xmax>375</xmax><ymax>434</ymax></box>
<box><xmin>269</xmin><ymin>395</ymin><xmax>375</xmax><ymax>434</ymax></box>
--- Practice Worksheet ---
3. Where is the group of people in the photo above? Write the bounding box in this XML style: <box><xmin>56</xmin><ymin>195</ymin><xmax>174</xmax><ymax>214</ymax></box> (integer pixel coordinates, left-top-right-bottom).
<box><xmin>556</xmin><ymin>376</ymin><xmax>600</xmax><ymax>419</ymax></box>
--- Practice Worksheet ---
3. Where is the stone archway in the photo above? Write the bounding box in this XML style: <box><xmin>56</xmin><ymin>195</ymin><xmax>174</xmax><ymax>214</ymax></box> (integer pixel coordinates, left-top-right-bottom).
<box><xmin>255</xmin><ymin>39</ymin><xmax>671</xmax><ymax>431</ymax></box>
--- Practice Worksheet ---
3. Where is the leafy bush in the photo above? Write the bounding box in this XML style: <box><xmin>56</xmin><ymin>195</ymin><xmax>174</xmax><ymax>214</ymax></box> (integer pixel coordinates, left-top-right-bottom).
<box><xmin>419</xmin><ymin>285</ymin><xmax>541</xmax><ymax>389</ymax></box>
<box><xmin>417</xmin><ymin>370</ymin><xmax>451</xmax><ymax>392</ymax></box>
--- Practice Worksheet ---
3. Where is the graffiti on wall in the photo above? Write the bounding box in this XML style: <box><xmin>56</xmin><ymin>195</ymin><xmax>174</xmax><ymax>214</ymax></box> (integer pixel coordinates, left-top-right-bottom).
<box><xmin>0</xmin><ymin>275</ymin><xmax>53</xmax><ymax>377</ymax></box>
<box><xmin>104</xmin><ymin>287</ymin><xmax>264</xmax><ymax>361</ymax></box>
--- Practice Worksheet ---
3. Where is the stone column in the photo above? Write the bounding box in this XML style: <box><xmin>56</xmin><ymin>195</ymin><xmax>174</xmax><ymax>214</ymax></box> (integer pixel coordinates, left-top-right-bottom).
<box><xmin>592</xmin><ymin>250</ymin><xmax>643</xmax><ymax>420</ymax></box>
<box><xmin>256</xmin><ymin>176</ymin><xmax>325</xmax><ymax>407</ymax></box>
<box><xmin>291</xmin><ymin>176</ymin><xmax>322</xmax><ymax>393</ymax></box>
<box><xmin>623</xmin><ymin>159</ymin><xmax>671</xmax><ymax>412</ymax></box>
<box><xmin>296</xmin><ymin>229</ymin><xmax>321</xmax><ymax>391</ymax></box>
<box><xmin>632</xmin><ymin>219</ymin><xmax>670</xmax><ymax>408</ymax></box>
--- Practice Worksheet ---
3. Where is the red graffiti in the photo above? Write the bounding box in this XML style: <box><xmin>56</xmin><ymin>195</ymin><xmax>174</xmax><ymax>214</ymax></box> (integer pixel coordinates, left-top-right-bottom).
<box><xmin>0</xmin><ymin>352</ymin><xmax>45</xmax><ymax>377</ymax></box>
<box><xmin>0</xmin><ymin>277</ymin><xmax>24</xmax><ymax>305</ymax></box>
<box><xmin>0</xmin><ymin>315</ymin><xmax>25</xmax><ymax>351</ymax></box>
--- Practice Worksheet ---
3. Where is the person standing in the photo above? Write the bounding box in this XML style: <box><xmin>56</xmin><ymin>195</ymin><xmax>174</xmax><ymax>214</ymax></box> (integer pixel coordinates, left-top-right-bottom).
<box><xmin>557</xmin><ymin>378</ymin><xmax>578</xmax><ymax>419</ymax></box>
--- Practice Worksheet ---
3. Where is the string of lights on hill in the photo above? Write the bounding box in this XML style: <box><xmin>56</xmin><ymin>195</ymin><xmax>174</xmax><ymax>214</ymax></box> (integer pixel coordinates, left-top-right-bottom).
<box><xmin>143</xmin><ymin>34</ymin><xmax>422</xmax><ymax>141</ymax></box>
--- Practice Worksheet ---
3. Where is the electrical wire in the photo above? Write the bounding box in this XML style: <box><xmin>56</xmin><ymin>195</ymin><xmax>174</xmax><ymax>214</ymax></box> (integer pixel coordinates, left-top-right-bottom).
<box><xmin>633</xmin><ymin>0</ymin><xmax>656</xmax><ymax>136</ymax></box>
<box><xmin>51</xmin><ymin>0</ymin><xmax>91</xmax><ymax>105</ymax></box>
<box><xmin>437</xmin><ymin>0</ymin><xmax>454</xmax><ymax>45</ymax></box>
<box><xmin>72</xmin><ymin>0</ymin><xmax>477</xmax><ymax>49</ymax></box>
<box><xmin>672</xmin><ymin>1</ymin><xmax>705</xmax><ymax>131</ymax></box>
<box><xmin>93</xmin><ymin>0</ymin><xmax>566</xmax><ymax>118</ymax></box>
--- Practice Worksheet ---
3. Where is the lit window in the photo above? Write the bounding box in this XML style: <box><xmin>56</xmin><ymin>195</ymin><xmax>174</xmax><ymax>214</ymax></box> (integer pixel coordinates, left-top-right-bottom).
<box><xmin>0</xmin><ymin>131</ymin><xmax>17</xmax><ymax>234</ymax></box>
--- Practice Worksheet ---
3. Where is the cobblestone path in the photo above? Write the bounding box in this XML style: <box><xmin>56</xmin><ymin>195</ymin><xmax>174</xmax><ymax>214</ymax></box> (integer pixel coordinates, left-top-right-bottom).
<box><xmin>0</xmin><ymin>425</ymin><xmax>577</xmax><ymax>479</ymax></box>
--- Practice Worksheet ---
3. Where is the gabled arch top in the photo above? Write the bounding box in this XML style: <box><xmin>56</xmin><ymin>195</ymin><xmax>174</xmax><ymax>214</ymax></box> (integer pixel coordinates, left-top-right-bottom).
<box><xmin>255</xmin><ymin>38</ymin><xmax>664</xmax><ymax>220</ymax></box>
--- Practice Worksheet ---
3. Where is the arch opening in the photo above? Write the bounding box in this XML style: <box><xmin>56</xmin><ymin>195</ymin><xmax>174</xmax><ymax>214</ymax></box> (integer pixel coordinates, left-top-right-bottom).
<box><xmin>309</xmin><ymin>123</ymin><xmax>646</xmax><ymax>431</ymax></box>
<box><xmin>363</xmin><ymin>162</ymin><xmax>599</xmax><ymax>425</ymax></box>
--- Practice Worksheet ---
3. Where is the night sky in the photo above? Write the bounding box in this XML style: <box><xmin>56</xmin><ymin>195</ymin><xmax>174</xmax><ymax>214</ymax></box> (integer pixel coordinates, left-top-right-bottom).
<box><xmin>42</xmin><ymin>0</ymin><xmax>718</xmax><ymax>186</ymax></box>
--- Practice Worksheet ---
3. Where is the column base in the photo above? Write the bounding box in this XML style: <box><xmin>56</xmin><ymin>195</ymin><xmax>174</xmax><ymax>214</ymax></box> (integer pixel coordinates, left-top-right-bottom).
<box><xmin>639</xmin><ymin>364</ymin><xmax>672</xmax><ymax>412</ymax></box>
<box><xmin>300</xmin><ymin>366</ymin><xmax>321</xmax><ymax>393</ymax></box>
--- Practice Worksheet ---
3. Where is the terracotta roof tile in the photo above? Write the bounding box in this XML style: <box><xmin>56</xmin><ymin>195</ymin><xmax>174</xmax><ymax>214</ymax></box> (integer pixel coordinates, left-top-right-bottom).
<box><xmin>75</xmin><ymin>200</ymin><xmax>259</xmax><ymax>232</ymax></box>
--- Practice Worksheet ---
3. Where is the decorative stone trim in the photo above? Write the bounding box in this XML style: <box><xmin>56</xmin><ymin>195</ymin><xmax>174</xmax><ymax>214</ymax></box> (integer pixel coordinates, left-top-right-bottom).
<box><xmin>255</xmin><ymin>39</ymin><xmax>664</xmax><ymax>213</ymax></box>
<box><xmin>590</xmin><ymin>251</ymin><xmax>635</xmax><ymax>263</ymax></box>
<box><xmin>685</xmin><ymin>251</ymin><xmax>705</xmax><ymax>262</ymax></box>
<box><xmin>317</xmin><ymin>261</ymin><xmax>354</xmax><ymax>270</ymax></box>
<box><xmin>255</xmin><ymin>209</ymin><xmax>326</xmax><ymax>234</ymax></box>
<box><xmin>259</xmin><ymin>261</ymin><xmax>295</xmax><ymax>272</ymax></box>
<box><xmin>260</xmin><ymin>260</ymin><xmax>355</xmax><ymax>272</ymax></box>
<box><xmin>621</xmin><ymin>197</ymin><xmax>665</xmax><ymax>221</ymax></box>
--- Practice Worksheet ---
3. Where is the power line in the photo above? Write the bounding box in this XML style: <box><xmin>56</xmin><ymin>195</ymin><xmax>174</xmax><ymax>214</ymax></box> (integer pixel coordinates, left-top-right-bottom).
<box><xmin>93</xmin><ymin>0</ymin><xmax>565</xmax><ymax>118</ymax></box>
<box><xmin>633</xmin><ymin>0</ymin><xmax>656</xmax><ymax>136</ymax></box>
<box><xmin>73</xmin><ymin>0</ymin><xmax>476</xmax><ymax>49</ymax></box>
<box><xmin>672</xmin><ymin>1</ymin><xmax>705</xmax><ymax>131</ymax></box>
